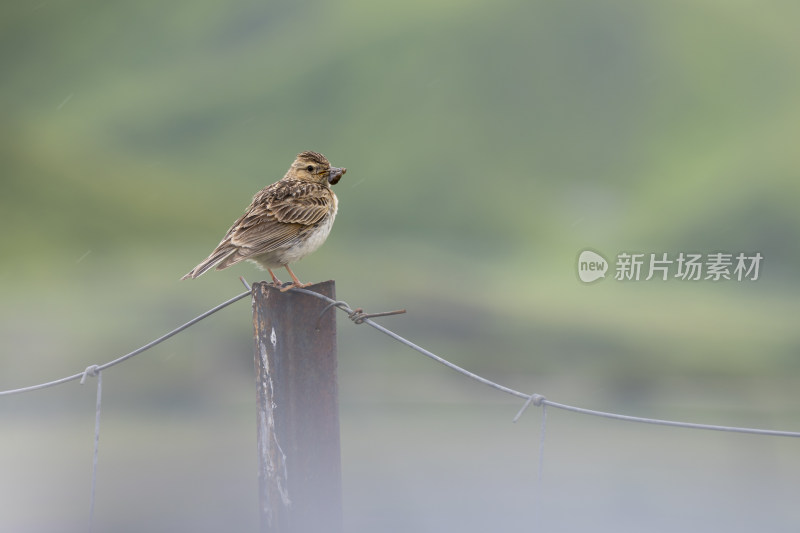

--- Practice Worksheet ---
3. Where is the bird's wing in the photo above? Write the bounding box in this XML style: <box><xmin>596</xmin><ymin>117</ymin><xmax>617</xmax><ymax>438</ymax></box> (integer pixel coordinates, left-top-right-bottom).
<box><xmin>269</xmin><ymin>183</ymin><xmax>333</xmax><ymax>225</ymax></box>
<box><xmin>181</xmin><ymin>181</ymin><xmax>333</xmax><ymax>277</ymax></box>
<box><xmin>228</xmin><ymin>183</ymin><xmax>332</xmax><ymax>253</ymax></box>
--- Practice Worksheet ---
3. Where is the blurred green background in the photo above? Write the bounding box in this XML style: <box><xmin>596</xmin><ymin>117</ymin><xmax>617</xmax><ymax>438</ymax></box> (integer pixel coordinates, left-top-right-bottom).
<box><xmin>1</xmin><ymin>0</ymin><xmax>799</xmax><ymax>531</ymax></box>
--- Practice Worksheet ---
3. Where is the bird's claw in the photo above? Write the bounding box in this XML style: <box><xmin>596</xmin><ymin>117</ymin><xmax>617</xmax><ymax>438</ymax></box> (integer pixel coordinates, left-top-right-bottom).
<box><xmin>278</xmin><ymin>281</ymin><xmax>313</xmax><ymax>292</ymax></box>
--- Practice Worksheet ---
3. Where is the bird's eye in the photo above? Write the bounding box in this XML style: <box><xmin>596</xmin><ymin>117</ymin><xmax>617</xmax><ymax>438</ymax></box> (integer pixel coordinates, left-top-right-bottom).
<box><xmin>306</xmin><ymin>165</ymin><xmax>314</xmax><ymax>172</ymax></box>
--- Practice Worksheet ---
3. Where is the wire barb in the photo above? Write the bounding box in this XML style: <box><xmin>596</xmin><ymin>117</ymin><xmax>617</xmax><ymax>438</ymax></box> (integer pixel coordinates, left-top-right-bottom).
<box><xmin>80</xmin><ymin>365</ymin><xmax>100</xmax><ymax>385</ymax></box>
<box><xmin>316</xmin><ymin>300</ymin><xmax>353</xmax><ymax>329</ymax></box>
<box><xmin>314</xmin><ymin>298</ymin><xmax>406</xmax><ymax>328</ymax></box>
<box><xmin>513</xmin><ymin>393</ymin><xmax>546</xmax><ymax>423</ymax></box>
<box><xmin>347</xmin><ymin>307</ymin><xmax>407</xmax><ymax>324</ymax></box>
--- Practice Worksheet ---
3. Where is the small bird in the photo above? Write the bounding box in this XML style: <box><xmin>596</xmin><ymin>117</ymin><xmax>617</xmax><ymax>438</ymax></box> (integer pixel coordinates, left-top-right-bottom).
<box><xmin>182</xmin><ymin>151</ymin><xmax>345</xmax><ymax>290</ymax></box>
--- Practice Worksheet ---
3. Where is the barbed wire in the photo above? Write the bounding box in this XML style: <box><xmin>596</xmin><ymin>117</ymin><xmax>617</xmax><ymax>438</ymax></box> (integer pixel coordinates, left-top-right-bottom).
<box><xmin>0</xmin><ymin>290</ymin><xmax>251</xmax><ymax>396</ymax></box>
<box><xmin>0</xmin><ymin>288</ymin><xmax>252</xmax><ymax>532</ymax></box>
<box><xmin>3</xmin><ymin>280</ymin><xmax>799</xmax><ymax>431</ymax></box>
<box><xmin>287</xmin><ymin>284</ymin><xmax>800</xmax><ymax>439</ymax></box>
<box><xmin>2</xmin><ymin>279</ymin><xmax>798</xmax><ymax>532</ymax></box>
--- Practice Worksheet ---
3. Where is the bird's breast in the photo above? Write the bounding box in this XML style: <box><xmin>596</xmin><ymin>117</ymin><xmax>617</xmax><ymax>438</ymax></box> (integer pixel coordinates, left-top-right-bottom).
<box><xmin>277</xmin><ymin>192</ymin><xmax>337</xmax><ymax>265</ymax></box>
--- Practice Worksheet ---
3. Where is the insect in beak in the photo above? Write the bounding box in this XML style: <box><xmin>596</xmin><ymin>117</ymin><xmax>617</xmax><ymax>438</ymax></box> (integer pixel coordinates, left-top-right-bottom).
<box><xmin>328</xmin><ymin>167</ymin><xmax>346</xmax><ymax>185</ymax></box>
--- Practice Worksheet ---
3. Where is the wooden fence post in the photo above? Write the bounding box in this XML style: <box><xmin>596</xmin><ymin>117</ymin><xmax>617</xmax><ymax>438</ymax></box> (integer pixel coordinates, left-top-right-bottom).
<box><xmin>251</xmin><ymin>280</ymin><xmax>343</xmax><ymax>533</ymax></box>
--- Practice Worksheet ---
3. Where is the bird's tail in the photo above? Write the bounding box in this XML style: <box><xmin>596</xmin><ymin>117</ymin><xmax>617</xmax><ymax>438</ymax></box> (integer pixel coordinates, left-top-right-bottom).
<box><xmin>181</xmin><ymin>245</ymin><xmax>239</xmax><ymax>280</ymax></box>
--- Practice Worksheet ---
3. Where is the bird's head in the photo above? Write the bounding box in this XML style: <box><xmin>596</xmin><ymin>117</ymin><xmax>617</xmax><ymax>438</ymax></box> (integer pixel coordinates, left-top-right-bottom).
<box><xmin>288</xmin><ymin>151</ymin><xmax>346</xmax><ymax>185</ymax></box>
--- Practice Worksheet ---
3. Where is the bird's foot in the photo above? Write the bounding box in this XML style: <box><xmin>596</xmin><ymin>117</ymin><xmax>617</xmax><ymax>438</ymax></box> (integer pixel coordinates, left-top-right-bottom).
<box><xmin>281</xmin><ymin>265</ymin><xmax>311</xmax><ymax>291</ymax></box>
<box><xmin>278</xmin><ymin>281</ymin><xmax>312</xmax><ymax>292</ymax></box>
<box><xmin>267</xmin><ymin>269</ymin><xmax>286</xmax><ymax>289</ymax></box>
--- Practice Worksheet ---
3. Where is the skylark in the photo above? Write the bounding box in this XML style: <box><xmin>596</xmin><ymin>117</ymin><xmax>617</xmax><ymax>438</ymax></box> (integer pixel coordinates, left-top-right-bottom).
<box><xmin>181</xmin><ymin>151</ymin><xmax>345</xmax><ymax>290</ymax></box>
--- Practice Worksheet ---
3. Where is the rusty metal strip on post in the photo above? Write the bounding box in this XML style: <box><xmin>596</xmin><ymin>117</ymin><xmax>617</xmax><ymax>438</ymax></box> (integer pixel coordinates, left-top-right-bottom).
<box><xmin>251</xmin><ymin>280</ymin><xmax>343</xmax><ymax>533</ymax></box>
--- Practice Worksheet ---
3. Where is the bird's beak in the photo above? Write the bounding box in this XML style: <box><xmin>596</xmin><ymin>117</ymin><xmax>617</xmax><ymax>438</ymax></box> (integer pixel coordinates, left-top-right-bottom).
<box><xmin>328</xmin><ymin>167</ymin><xmax>346</xmax><ymax>185</ymax></box>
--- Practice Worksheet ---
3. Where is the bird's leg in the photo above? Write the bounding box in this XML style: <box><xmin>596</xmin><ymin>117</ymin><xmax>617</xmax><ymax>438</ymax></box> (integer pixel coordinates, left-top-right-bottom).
<box><xmin>267</xmin><ymin>269</ymin><xmax>285</xmax><ymax>288</ymax></box>
<box><xmin>279</xmin><ymin>265</ymin><xmax>311</xmax><ymax>292</ymax></box>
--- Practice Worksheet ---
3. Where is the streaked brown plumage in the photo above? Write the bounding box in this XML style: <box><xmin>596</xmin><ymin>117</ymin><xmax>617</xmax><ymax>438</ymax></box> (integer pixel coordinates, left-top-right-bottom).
<box><xmin>182</xmin><ymin>151</ymin><xmax>345</xmax><ymax>290</ymax></box>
